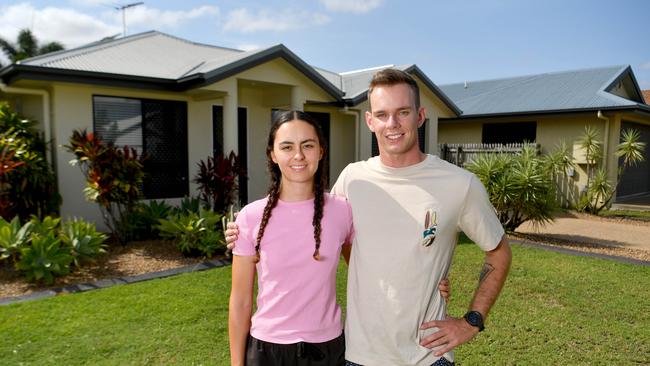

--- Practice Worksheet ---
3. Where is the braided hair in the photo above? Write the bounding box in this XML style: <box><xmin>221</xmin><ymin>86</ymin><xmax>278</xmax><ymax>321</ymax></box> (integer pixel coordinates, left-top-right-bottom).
<box><xmin>254</xmin><ymin>110</ymin><xmax>329</xmax><ymax>262</ymax></box>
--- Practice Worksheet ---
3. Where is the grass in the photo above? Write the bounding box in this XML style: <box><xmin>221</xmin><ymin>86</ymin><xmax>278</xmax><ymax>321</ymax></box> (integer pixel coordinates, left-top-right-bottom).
<box><xmin>600</xmin><ymin>209</ymin><xmax>650</xmax><ymax>221</ymax></box>
<box><xmin>1</xmin><ymin>240</ymin><xmax>649</xmax><ymax>365</ymax></box>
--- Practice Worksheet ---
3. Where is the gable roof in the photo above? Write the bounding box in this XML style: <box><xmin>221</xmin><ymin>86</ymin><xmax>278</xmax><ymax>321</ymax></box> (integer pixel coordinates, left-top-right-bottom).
<box><xmin>0</xmin><ymin>31</ymin><xmax>344</xmax><ymax>99</ymax></box>
<box><xmin>439</xmin><ymin>65</ymin><xmax>650</xmax><ymax>118</ymax></box>
<box><xmin>0</xmin><ymin>30</ymin><xmax>459</xmax><ymax>115</ymax></box>
<box><xmin>331</xmin><ymin>64</ymin><xmax>462</xmax><ymax>115</ymax></box>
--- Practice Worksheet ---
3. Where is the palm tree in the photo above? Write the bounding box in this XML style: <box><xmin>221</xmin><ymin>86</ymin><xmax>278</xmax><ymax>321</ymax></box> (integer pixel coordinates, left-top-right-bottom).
<box><xmin>0</xmin><ymin>29</ymin><xmax>64</xmax><ymax>66</ymax></box>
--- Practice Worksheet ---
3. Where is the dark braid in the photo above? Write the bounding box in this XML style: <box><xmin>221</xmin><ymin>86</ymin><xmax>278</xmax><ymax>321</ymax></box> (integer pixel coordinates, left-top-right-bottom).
<box><xmin>256</xmin><ymin>110</ymin><xmax>329</xmax><ymax>262</ymax></box>
<box><xmin>254</xmin><ymin>168</ymin><xmax>280</xmax><ymax>263</ymax></box>
<box><xmin>312</xmin><ymin>176</ymin><xmax>325</xmax><ymax>260</ymax></box>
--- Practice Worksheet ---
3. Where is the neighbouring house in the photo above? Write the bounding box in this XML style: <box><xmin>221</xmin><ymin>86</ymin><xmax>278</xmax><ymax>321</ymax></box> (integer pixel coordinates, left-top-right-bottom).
<box><xmin>0</xmin><ymin>31</ymin><xmax>460</xmax><ymax>228</ymax></box>
<box><xmin>438</xmin><ymin>66</ymin><xmax>650</xmax><ymax>205</ymax></box>
<box><xmin>643</xmin><ymin>89</ymin><xmax>650</xmax><ymax>104</ymax></box>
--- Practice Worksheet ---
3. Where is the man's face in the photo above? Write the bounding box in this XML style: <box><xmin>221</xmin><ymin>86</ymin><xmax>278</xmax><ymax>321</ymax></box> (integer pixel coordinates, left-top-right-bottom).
<box><xmin>366</xmin><ymin>83</ymin><xmax>426</xmax><ymax>165</ymax></box>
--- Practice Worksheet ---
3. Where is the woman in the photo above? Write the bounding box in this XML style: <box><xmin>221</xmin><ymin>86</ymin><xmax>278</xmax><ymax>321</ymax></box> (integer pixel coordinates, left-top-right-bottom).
<box><xmin>229</xmin><ymin>110</ymin><xmax>353</xmax><ymax>365</ymax></box>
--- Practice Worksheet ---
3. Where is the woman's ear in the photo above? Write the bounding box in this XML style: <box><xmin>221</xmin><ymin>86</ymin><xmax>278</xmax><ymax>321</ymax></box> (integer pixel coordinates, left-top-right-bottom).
<box><xmin>270</xmin><ymin>150</ymin><xmax>278</xmax><ymax>164</ymax></box>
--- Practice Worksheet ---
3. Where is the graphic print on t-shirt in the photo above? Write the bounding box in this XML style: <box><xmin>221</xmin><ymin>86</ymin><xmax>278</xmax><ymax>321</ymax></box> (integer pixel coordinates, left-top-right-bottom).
<box><xmin>421</xmin><ymin>208</ymin><xmax>438</xmax><ymax>247</ymax></box>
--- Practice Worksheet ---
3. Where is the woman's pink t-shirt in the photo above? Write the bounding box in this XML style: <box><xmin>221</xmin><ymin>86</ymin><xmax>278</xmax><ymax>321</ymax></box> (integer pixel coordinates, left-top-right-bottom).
<box><xmin>233</xmin><ymin>193</ymin><xmax>354</xmax><ymax>344</ymax></box>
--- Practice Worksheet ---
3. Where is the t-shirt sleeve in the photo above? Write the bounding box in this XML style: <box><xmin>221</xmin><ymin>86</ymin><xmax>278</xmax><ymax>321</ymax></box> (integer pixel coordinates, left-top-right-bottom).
<box><xmin>458</xmin><ymin>174</ymin><xmax>505</xmax><ymax>252</ymax></box>
<box><xmin>232</xmin><ymin>206</ymin><xmax>257</xmax><ymax>256</ymax></box>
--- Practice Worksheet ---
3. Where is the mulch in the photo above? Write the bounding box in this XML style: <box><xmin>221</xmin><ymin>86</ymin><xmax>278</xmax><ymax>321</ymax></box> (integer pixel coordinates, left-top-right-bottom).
<box><xmin>0</xmin><ymin>240</ymin><xmax>209</xmax><ymax>300</ymax></box>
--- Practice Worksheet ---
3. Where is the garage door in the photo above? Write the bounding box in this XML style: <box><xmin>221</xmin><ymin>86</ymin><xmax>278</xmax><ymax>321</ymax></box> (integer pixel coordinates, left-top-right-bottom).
<box><xmin>617</xmin><ymin>121</ymin><xmax>650</xmax><ymax>198</ymax></box>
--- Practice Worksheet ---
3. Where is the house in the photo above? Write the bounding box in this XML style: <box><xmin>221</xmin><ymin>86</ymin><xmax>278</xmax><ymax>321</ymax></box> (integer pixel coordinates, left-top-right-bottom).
<box><xmin>643</xmin><ymin>89</ymin><xmax>650</xmax><ymax>104</ymax></box>
<box><xmin>438</xmin><ymin>66</ymin><xmax>650</xmax><ymax>204</ymax></box>
<box><xmin>0</xmin><ymin>31</ymin><xmax>459</xmax><ymax>227</ymax></box>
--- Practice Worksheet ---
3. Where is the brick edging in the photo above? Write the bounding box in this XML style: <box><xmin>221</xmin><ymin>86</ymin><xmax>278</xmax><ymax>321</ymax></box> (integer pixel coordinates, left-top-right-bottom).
<box><xmin>0</xmin><ymin>258</ymin><xmax>232</xmax><ymax>306</ymax></box>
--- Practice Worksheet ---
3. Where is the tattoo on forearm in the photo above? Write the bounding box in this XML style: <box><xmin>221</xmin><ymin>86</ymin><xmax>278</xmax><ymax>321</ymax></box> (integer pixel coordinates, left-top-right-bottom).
<box><xmin>479</xmin><ymin>262</ymin><xmax>495</xmax><ymax>285</ymax></box>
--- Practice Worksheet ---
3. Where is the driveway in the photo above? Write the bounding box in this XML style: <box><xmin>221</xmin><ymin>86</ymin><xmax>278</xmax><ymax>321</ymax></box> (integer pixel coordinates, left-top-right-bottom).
<box><xmin>516</xmin><ymin>211</ymin><xmax>650</xmax><ymax>253</ymax></box>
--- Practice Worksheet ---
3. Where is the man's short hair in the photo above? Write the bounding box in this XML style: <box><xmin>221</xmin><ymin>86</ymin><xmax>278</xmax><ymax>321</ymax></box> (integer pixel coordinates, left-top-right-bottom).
<box><xmin>367</xmin><ymin>68</ymin><xmax>420</xmax><ymax>110</ymax></box>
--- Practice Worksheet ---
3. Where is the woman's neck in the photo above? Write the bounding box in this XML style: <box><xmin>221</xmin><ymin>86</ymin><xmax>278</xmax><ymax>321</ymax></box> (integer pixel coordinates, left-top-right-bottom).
<box><xmin>278</xmin><ymin>180</ymin><xmax>315</xmax><ymax>202</ymax></box>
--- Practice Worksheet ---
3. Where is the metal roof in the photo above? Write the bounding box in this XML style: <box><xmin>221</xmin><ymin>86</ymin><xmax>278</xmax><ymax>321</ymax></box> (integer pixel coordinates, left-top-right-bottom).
<box><xmin>19</xmin><ymin>31</ymin><xmax>244</xmax><ymax>80</ymax></box>
<box><xmin>439</xmin><ymin>65</ymin><xmax>650</xmax><ymax>117</ymax></box>
<box><xmin>0</xmin><ymin>30</ymin><xmax>459</xmax><ymax>114</ymax></box>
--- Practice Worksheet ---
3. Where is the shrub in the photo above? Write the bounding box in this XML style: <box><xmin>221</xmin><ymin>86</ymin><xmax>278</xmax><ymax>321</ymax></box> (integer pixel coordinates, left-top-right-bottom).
<box><xmin>0</xmin><ymin>216</ymin><xmax>33</xmax><ymax>262</ymax></box>
<box><xmin>16</xmin><ymin>233</ymin><xmax>73</xmax><ymax>284</ymax></box>
<box><xmin>60</xmin><ymin>218</ymin><xmax>108</xmax><ymax>267</ymax></box>
<box><xmin>0</xmin><ymin>102</ymin><xmax>61</xmax><ymax>221</ymax></box>
<box><xmin>157</xmin><ymin>208</ymin><xmax>224</xmax><ymax>257</ymax></box>
<box><xmin>466</xmin><ymin>145</ymin><xmax>559</xmax><ymax>231</ymax></box>
<box><xmin>193</xmin><ymin>152</ymin><xmax>245</xmax><ymax>214</ymax></box>
<box><xmin>64</xmin><ymin>129</ymin><xmax>146</xmax><ymax>245</ymax></box>
<box><xmin>177</xmin><ymin>196</ymin><xmax>201</xmax><ymax>215</ymax></box>
<box><xmin>1</xmin><ymin>215</ymin><xmax>106</xmax><ymax>282</ymax></box>
<box><xmin>125</xmin><ymin>200</ymin><xmax>173</xmax><ymax>241</ymax></box>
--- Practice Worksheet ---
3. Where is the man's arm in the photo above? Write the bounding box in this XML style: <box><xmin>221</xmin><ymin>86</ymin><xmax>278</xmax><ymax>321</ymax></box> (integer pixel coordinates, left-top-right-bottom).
<box><xmin>420</xmin><ymin>235</ymin><xmax>511</xmax><ymax>356</ymax></box>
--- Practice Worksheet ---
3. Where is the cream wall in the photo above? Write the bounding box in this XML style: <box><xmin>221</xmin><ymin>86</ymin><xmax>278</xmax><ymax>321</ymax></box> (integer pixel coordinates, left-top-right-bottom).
<box><xmin>437</xmin><ymin>112</ymin><xmax>628</xmax><ymax>206</ymax></box>
<box><xmin>50</xmin><ymin>82</ymin><xmax>196</xmax><ymax>228</ymax></box>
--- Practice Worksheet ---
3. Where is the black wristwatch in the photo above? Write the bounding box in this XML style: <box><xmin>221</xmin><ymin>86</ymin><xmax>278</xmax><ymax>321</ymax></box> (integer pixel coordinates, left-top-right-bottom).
<box><xmin>463</xmin><ymin>311</ymin><xmax>485</xmax><ymax>332</ymax></box>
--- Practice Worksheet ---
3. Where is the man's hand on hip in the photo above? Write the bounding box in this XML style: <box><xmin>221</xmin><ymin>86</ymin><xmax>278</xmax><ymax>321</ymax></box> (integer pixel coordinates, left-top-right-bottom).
<box><xmin>419</xmin><ymin>316</ymin><xmax>479</xmax><ymax>357</ymax></box>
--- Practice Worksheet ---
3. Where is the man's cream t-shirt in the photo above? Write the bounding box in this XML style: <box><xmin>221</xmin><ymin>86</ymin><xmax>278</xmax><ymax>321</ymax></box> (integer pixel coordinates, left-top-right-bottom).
<box><xmin>331</xmin><ymin>155</ymin><xmax>504</xmax><ymax>366</ymax></box>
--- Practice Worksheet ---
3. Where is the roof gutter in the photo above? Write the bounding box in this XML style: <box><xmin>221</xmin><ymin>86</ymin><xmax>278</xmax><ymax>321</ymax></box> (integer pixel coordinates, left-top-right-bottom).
<box><xmin>339</xmin><ymin>106</ymin><xmax>362</xmax><ymax>161</ymax></box>
<box><xmin>596</xmin><ymin>110</ymin><xmax>610</xmax><ymax>170</ymax></box>
<box><xmin>0</xmin><ymin>82</ymin><xmax>53</xmax><ymax>164</ymax></box>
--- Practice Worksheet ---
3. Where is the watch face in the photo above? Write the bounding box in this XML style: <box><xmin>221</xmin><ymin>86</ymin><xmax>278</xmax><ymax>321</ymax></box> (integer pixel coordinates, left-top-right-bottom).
<box><xmin>465</xmin><ymin>311</ymin><xmax>484</xmax><ymax>331</ymax></box>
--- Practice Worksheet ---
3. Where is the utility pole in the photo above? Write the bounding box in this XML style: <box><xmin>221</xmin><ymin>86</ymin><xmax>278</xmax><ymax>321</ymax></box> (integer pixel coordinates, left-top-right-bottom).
<box><xmin>116</xmin><ymin>2</ymin><xmax>144</xmax><ymax>37</ymax></box>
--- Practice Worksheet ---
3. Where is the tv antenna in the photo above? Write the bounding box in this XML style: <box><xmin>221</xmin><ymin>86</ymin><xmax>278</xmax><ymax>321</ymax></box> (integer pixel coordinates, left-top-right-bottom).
<box><xmin>115</xmin><ymin>2</ymin><xmax>144</xmax><ymax>37</ymax></box>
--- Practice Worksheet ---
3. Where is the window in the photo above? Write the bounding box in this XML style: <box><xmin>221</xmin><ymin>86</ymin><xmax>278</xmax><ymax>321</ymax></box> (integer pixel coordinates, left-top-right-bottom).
<box><xmin>482</xmin><ymin>122</ymin><xmax>536</xmax><ymax>144</ymax></box>
<box><xmin>93</xmin><ymin>96</ymin><xmax>189</xmax><ymax>199</ymax></box>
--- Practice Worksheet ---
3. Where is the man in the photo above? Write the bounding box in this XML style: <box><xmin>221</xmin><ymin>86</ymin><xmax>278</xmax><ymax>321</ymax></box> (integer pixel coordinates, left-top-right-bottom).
<box><xmin>228</xmin><ymin>69</ymin><xmax>511</xmax><ymax>365</ymax></box>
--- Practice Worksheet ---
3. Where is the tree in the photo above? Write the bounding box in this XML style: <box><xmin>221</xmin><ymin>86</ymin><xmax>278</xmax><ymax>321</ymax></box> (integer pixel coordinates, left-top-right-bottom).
<box><xmin>576</xmin><ymin>126</ymin><xmax>646</xmax><ymax>214</ymax></box>
<box><xmin>0</xmin><ymin>29</ymin><xmax>64</xmax><ymax>65</ymax></box>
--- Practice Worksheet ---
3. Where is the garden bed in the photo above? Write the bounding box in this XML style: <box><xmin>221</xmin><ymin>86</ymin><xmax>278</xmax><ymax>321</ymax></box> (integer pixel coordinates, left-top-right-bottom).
<box><xmin>0</xmin><ymin>240</ymin><xmax>212</xmax><ymax>299</ymax></box>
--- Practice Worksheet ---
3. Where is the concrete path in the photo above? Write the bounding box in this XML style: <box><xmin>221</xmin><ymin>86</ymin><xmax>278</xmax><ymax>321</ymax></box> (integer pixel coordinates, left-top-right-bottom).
<box><xmin>516</xmin><ymin>211</ymin><xmax>650</xmax><ymax>252</ymax></box>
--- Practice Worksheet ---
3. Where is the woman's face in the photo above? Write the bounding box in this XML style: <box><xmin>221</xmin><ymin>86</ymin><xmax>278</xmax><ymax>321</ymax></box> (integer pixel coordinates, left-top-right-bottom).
<box><xmin>270</xmin><ymin>119</ymin><xmax>323</xmax><ymax>186</ymax></box>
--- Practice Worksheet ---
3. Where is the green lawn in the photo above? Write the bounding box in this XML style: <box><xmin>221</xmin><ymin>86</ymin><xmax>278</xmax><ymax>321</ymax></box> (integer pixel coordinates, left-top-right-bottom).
<box><xmin>600</xmin><ymin>209</ymin><xmax>650</xmax><ymax>221</ymax></box>
<box><xmin>2</xmin><ymin>241</ymin><xmax>649</xmax><ymax>365</ymax></box>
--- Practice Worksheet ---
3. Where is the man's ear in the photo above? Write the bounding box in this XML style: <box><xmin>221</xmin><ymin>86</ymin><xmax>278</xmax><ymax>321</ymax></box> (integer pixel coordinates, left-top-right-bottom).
<box><xmin>365</xmin><ymin>110</ymin><xmax>375</xmax><ymax>132</ymax></box>
<box><xmin>417</xmin><ymin>107</ymin><xmax>426</xmax><ymax>128</ymax></box>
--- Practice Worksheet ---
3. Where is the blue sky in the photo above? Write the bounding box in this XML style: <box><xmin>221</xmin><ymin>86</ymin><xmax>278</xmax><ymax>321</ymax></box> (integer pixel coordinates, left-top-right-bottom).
<box><xmin>1</xmin><ymin>0</ymin><xmax>649</xmax><ymax>89</ymax></box>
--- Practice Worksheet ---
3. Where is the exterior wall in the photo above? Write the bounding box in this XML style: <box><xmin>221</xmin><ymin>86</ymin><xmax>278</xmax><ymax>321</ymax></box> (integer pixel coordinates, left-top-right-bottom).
<box><xmin>438</xmin><ymin>112</ymin><xmax>650</xmax><ymax>206</ymax></box>
<box><xmin>50</xmin><ymin>82</ymin><xmax>192</xmax><ymax>228</ymax></box>
<box><xmin>305</xmin><ymin>105</ymin><xmax>356</xmax><ymax>187</ymax></box>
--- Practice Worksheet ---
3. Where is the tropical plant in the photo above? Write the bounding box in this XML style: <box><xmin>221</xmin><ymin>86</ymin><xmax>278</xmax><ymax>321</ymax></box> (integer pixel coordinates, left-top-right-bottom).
<box><xmin>0</xmin><ymin>102</ymin><xmax>60</xmax><ymax>220</ymax></box>
<box><xmin>193</xmin><ymin>152</ymin><xmax>245</xmax><ymax>214</ymax></box>
<box><xmin>156</xmin><ymin>208</ymin><xmax>224</xmax><ymax>257</ymax></box>
<box><xmin>16</xmin><ymin>232</ymin><xmax>73</xmax><ymax>284</ymax></box>
<box><xmin>576</xmin><ymin>127</ymin><xmax>646</xmax><ymax>214</ymax></box>
<box><xmin>0</xmin><ymin>217</ymin><xmax>33</xmax><ymax>262</ymax></box>
<box><xmin>466</xmin><ymin>144</ymin><xmax>559</xmax><ymax>231</ymax></box>
<box><xmin>0</xmin><ymin>28</ymin><xmax>64</xmax><ymax>64</ymax></box>
<box><xmin>177</xmin><ymin>195</ymin><xmax>202</xmax><ymax>215</ymax></box>
<box><xmin>29</xmin><ymin>215</ymin><xmax>61</xmax><ymax>236</ymax></box>
<box><xmin>60</xmin><ymin>218</ymin><xmax>108</xmax><ymax>267</ymax></box>
<box><xmin>125</xmin><ymin>200</ymin><xmax>173</xmax><ymax>241</ymax></box>
<box><xmin>64</xmin><ymin>129</ymin><xmax>146</xmax><ymax>245</ymax></box>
